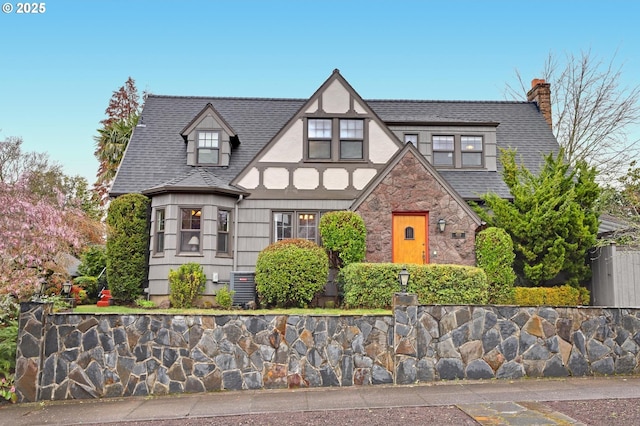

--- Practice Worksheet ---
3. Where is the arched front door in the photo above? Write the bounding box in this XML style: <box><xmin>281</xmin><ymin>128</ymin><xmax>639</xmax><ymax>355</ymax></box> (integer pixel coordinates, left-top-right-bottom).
<box><xmin>392</xmin><ymin>213</ymin><xmax>429</xmax><ymax>264</ymax></box>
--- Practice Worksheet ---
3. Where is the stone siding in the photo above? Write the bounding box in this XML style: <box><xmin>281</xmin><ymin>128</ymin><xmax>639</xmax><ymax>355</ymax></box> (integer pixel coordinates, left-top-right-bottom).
<box><xmin>16</xmin><ymin>301</ymin><xmax>640</xmax><ymax>402</ymax></box>
<box><xmin>355</xmin><ymin>151</ymin><xmax>478</xmax><ymax>265</ymax></box>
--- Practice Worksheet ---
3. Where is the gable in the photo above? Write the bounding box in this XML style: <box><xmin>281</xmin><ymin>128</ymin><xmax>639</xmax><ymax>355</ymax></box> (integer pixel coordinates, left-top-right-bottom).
<box><xmin>181</xmin><ymin>103</ymin><xmax>237</xmax><ymax>167</ymax></box>
<box><xmin>232</xmin><ymin>70</ymin><xmax>403</xmax><ymax>199</ymax></box>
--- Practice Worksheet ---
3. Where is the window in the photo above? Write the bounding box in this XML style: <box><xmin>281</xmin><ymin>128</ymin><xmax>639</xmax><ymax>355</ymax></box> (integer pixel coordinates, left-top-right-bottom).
<box><xmin>404</xmin><ymin>226</ymin><xmax>414</xmax><ymax>240</ymax></box>
<box><xmin>433</xmin><ymin>135</ymin><xmax>454</xmax><ymax>166</ymax></box>
<box><xmin>404</xmin><ymin>134</ymin><xmax>418</xmax><ymax>146</ymax></box>
<box><xmin>306</xmin><ymin>118</ymin><xmax>366</xmax><ymax>161</ymax></box>
<box><xmin>197</xmin><ymin>131</ymin><xmax>220</xmax><ymax>164</ymax></box>
<box><xmin>308</xmin><ymin>119</ymin><xmax>332</xmax><ymax>159</ymax></box>
<box><xmin>180</xmin><ymin>208</ymin><xmax>201</xmax><ymax>253</ymax></box>
<box><xmin>273</xmin><ymin>211</ymin><xmax>322</xmax><ymax>243</ymax></box>
<box><xmin>155</xmin><ymin>209</ymin><xmax>165</xmax><ymax>254</ymax></box>
<box><xmin>461</xmin><ymin>136</ymin><xmax>483</xmax><ymax>167</ymax></box>
<box><xmin>297</xmin><ymin>213</ymin><xmax>317</xmax><ymax>241</ymax></box>
<box><xmin>339</xmin><ymin>119</ymin><xmax>363</xmax><ymax>159</ymax></box>
<box><xmin>217</xmin><ymin>209</ymin><xmax>231</xmax><ymax>255</ymax></box>
<box><xmin>274</xmin><ymin>212</ymin><xmax>293</xmax><ymax>241</ymax></box>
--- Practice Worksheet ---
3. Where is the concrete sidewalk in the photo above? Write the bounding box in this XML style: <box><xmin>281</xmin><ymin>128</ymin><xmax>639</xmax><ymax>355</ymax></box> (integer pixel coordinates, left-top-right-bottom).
<box><xmin>1</xmin><ymin>376</ymin><xmax>639</xmax><ymax>426</ymax></box>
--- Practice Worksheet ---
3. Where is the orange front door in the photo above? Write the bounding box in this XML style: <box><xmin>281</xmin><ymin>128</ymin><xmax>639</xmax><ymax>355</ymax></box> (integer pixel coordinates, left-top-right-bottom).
<box><xmin>392</xmin><ymin>213</ymin><xmax>428</xmax><ymax>264</ymax></box>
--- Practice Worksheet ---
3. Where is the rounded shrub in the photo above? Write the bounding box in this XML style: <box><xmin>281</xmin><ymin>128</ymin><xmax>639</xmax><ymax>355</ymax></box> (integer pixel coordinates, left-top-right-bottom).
<box><xmin>215</xmin><ymin>285</ymin><xmax>235</xmax><ymax>310</ymax></box>
<box><xmin>475</xmin><ymin>227</ymin><xmax>517</xmax><ymax>304</ymax></box>
<box><xmin>106</xmin><ymin>193</ymin><xmax>150</xmax><ymax>303</ymax></box>
<box><xmin>318</xmin><ymin>211</ymin><xmax>366</xmax><ymax>268</ymax></box>
<box><xmin>169</xmin><ymin>263</ymin><xmax>206</xmax><ymax>309</ymax></box>
<box><xmin>255</xmin><ymin>239</ymin><xmax>329</xmax><ymax>308</ymax></box>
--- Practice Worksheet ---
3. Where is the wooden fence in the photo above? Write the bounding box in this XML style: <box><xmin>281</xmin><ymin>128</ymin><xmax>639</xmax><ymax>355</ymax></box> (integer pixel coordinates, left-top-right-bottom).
<box><xmin>591</xmin><ymin>244</ymin><xmax>640</xmax><ymax>307</ymax></box>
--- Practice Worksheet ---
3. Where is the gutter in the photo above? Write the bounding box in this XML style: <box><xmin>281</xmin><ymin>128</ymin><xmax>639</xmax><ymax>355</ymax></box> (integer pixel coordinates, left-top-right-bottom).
<box><xmin>233</xmin><ymin>194</ymin><xmax>244</xmax><ymax>270</ymax></box>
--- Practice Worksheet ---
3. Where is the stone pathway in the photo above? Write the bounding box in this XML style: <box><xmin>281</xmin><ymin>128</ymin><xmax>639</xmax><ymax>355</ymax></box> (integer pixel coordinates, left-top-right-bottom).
<box><xmin>458</xmin><ymin>401</ymin><xmax>584</xmax><ymax>425</ymax></box>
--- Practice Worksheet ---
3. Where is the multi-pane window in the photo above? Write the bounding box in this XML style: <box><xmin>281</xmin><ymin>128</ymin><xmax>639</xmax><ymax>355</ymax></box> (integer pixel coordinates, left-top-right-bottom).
<box><xmin>197</xmin><ymin>131</ymin><xmax>220</xmax><ymax>164</ymax></box>
<box><xmin>180</xmin><ymin>208</ymin><xmax>201</xmax><ymax>253</ymax></box>
<box><xmin>274</xmin><ymin>212</ymin><xmax>293</xmax><ymax>241</ymax></box>
<box><xmin>297</xmin><ymin>213</ymin><xmax>317</xmax><ymax>241</ymax></box>
<box><xmin>432</xmin><ymin>135</ymin><xmax>454</xmax><ymax>166</ymax></box>
<box><xmin>339</xmin><ymin>119</ymin><xmax>363</xmax><ymax>159</ymax></box>
<box><xmin>404</xmin><ymin>134</ymin><xmax>418</xmax><ymax>146</ymax></box>
<box><xmin>155</xmin><ymin>209</ymin><xmax>165</xmax><ymax>254</ymax></box>
<box><xmin>217</xmin><ymin>209</ymin><xmax>230</xmax><ymax>255</ymax></box>
<box><xmin>273</xmin><ymin>211</ymin><xmax>321</xmax><ymax>243</ymax></box>
<box><xmin>461</xmin><ymin>136</ymin><xmax>483</xmax><ymax>167</ymax></box>
<box><xmin>308</xmin><ymin>119</ymin><xmax>332</xmax><ymax>159</ymax></box>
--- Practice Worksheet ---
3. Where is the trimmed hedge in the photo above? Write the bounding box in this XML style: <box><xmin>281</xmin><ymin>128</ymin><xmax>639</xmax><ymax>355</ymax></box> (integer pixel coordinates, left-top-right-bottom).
<box><xmin>106</xmin><ymin>193</ymin><xmax>150</xmax><ymax>303</ymax></box>
<box><xmin>255</xmin><ymin>239</ymin><xmax>329</xmax><ymax>308</ymax></box>
<box><xmin>340</xmin><ymin>263</ymin><xmax>488</xmax><ymax>309</ymax></box>
<box><xmin>476</xmin><ymin>227</ymin><xmax>516</xmax><ymax>304</ymax></box>
<box><xmin>318</xmin><ymin>211</ymin><xmax>366</xmax><ymax>268</ymax></box>
<box><xmin>514</xmin><ymin>285</ymin><xmax>590</xmax><ymax>306</ymax></box>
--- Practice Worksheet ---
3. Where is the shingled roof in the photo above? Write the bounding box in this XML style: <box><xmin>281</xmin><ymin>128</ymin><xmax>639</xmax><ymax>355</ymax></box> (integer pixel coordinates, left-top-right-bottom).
<box><xmin>111</xmin><ymin>95</ymin><xmax>559</xmax><ymax>200</ymax></box>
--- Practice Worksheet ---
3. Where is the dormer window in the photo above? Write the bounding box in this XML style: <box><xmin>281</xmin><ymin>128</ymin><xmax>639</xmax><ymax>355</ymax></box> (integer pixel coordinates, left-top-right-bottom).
<box><xmin>306</xmin><ymin>118</ymin><xmax>365</xmax><ymax>161</ymax></box>
<box><xmin>461</xmin><ymin>136</ymin><xmax>483</xmax><ymax>167</ymax></box>
<box><xmin>433</xmin><ymin>135</ymin><xmax>454</xmax><ymax>166</ymax></box>
<box><xmin>197</xmin><ymin>131</ymin><xmax>220</xmax><ymax>164</ymax></box>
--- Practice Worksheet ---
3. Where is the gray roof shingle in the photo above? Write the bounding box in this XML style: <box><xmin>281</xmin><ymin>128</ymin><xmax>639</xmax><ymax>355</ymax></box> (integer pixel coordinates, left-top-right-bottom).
<box><xmin>111</xmin><ymin>95</ymin><xmax>559</xmax><ymax>200</ymax></box>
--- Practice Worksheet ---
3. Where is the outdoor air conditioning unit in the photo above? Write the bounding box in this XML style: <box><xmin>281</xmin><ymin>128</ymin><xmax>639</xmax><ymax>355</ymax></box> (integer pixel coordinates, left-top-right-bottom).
<box><xmin>229</xmin><ymin>271</ymin><xmax>256</xmax><ymax>306</ymax></box>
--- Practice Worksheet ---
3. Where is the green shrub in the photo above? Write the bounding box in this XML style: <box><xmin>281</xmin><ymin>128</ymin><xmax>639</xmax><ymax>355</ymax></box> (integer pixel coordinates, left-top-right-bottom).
<box><xmin>318</xmin><ymin>211</ymin><xmax>367</xmax><ymax>268</ymax></box>
<box><xmin>514</xmin><ymin>285</ymin><xmax>589</xmax><ymax>306</ymax></box>
<box><xmin>476</xmin><ymin>227</ymin><xmax>517</xmax><ymax>304</ymax></box>
<box><xmin>134</xmin><ymin>298</ymin><xmax>157</xmax><ymax>309</ymax></box>
<box><xmin>78</xmin><ymin>245</ymin><xmax>107</xmax><ymax>277</ymax></box>
<box><xmin>73</xmin><ymin>276</ymin><xmax>101</xmax><ymax>303</ymax></box>
<box><xmin>340</xmin><ymin>263</ymin><xmax>488</xmax><ymax>309</ymax></box>
<box><xmin>106</xmin><ymin>193</ymin><xmax>150</xmax><ymax>303</ymax></box>
<box><xmin>215</xmin><ymin>285</ymin><xmax>235</xmax><ymax>310</ymax></box>
<box><xmin>0</xmin><ymin>294</ymin><xmax>19</xmax><ymax>388</ymax></box>
<box><xmin>169</xmin><ymin>263</ymin><xmax>206</xmax><ymax>309</ymax></box>
<box><xmin>255</xmin><ymin>239</ymin><xmax>329</xmax><ymax>308</ymax></box>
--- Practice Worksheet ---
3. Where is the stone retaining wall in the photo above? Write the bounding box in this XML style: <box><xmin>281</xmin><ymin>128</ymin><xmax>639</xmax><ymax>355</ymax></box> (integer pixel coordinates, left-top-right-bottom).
<box><xmin>15</xmin><ymin>298</ymin><xmax>640</xmax><ymax>402</ymax></box>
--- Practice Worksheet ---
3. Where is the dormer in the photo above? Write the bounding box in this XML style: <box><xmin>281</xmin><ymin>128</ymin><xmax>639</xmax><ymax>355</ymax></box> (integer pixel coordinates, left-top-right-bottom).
<box><xmin>180</xmin><ymin>103</ymin><xmax>239</xmax><ymax>167</ymax></box>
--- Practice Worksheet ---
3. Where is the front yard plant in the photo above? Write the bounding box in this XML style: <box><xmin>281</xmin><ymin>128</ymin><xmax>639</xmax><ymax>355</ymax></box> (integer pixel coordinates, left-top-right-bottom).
<box><xmin>169</xmin><ymin>263</ymin><xmax>206</xmax><ymax>309</ymax></box>
<box><xmin>341</xmin><ymin>263</ymin><xmax>488</xmax><ymax>309</ymax></box>
<box><xmin>475</xmin><ymin>227</ymin><xmax>516</xmax><ymax>304</ymax></box>
<box><xmin>215</xmin><ymin>285</ymin><xmax>235</xmax><ymax>310</ymax></box>
<box><xmin>255</xmin><ymin>239</ymin><xmax>329</xmax><ymax>308</ymax></box>
<box><xmin>106</xmin><ymin>193</ymin><xmax>150</xmax><ymax>303</ymax></box>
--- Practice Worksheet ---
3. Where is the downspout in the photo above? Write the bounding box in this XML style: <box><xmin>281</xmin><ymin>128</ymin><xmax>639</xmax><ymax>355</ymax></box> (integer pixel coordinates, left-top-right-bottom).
<box><xmin>233</xmin><ymin>194</ymin><xmax>244</xmax><ymax>271</ymax></box>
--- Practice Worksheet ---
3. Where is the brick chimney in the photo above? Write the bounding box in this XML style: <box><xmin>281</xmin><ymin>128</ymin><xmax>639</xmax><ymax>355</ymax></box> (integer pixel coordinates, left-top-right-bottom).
<box><xmin>527</xmin><ymin>79</ymin><xmax>552</xmax><ymax>128</ymax></box>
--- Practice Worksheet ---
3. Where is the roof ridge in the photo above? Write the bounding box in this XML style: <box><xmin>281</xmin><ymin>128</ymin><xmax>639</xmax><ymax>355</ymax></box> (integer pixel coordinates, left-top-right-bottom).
<box><xmin>366</xmin><ymin>99</ymin><xmax>533</xmax><ymax>105</ymax></box>
<box><xmin>147</xmin><ymin>94</ymin><xmax>307</xmax><ymax>102</ymax></box>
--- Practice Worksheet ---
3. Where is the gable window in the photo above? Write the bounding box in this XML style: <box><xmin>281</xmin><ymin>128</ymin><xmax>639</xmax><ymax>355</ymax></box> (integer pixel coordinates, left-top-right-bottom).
<box><xmin>308</xmin><ymin>119</ymin><xmax>332</xmax><ymax>159</ymax></box>
<box><xmin>180</xmin><ymin>208</ymin><xmax>202</xmax><ymax>253</ymax></box>
<box><xmin>273</xmin><ymin>211</ymin><xmax>322</xmax><ymax>243</ymax></box>
<box><xmin>461</xmin><ymin>136</ymin><xmax>483</xmax><ymax>167</ymax></box>
<box><xmin>197</xmin><ymin>131</ymin><xmax>220</xmax><ymax>164</ymax></box>
<box><xmin>339</xmin><ymin>119</ymin><xmax>363</xmax><ymax>159</ymax></box>
<box><xmin>217</xmin><ymin>209</ymin><xmax>231</xmax><ymax>255</ymax></box>
<box><xmin>433</xmin><ymin>135</ymin><xmax>454</xmax><ymax>166</ymax></box>
<box><xmin>404</xmin><ymin>134</ymin><xmax>418</xmax><ymax>146</ymax></box>
<box><xmin>155</xmin><ymin>209</ymin><xmax>165</xmax><ymax>254</ymax></box>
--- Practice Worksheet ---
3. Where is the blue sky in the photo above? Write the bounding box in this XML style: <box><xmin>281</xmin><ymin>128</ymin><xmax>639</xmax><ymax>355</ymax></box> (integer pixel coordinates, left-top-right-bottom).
<box><xmin>1</xmin><ymin>0</ymin><xmax>639</xmax><ymax>184</ymax></box>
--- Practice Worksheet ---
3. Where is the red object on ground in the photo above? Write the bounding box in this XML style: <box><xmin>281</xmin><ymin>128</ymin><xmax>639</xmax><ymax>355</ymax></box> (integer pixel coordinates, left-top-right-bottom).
<box><xmin>97</xmin><ymin>289</ymin><xmax>112</xmax><ymax>307</ymax></box>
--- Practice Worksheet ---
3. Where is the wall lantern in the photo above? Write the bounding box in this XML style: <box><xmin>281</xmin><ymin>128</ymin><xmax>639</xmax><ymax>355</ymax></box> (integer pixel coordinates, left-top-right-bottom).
<box><xmin>437</xmin><ymin>218</ymin><xmax>446</xmax><ymax>233</ymax></box>
<box><xmin>398</xmin><ymin>266</ymin><xmax>410</xmax><ymax>293</ymax></box>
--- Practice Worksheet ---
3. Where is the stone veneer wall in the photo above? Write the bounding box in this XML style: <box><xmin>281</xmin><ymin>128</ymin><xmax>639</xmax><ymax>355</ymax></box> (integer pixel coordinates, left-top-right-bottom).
<box><xmin>16</xmin><ymin>299</ymin><xmax>640</xmax><ymax>402</ymax></box>
<box><xmin>355</xmin><ymin>151</ymin><xmax>478</xmax><ymax>265</ymax></box>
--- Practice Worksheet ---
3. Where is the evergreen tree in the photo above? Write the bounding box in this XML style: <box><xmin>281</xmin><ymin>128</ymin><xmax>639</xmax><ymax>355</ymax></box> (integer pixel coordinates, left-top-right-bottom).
<box><xmin>476</xmin><ymin>149</ymin><xmax>599</xmax><ymax>287</ymax></box>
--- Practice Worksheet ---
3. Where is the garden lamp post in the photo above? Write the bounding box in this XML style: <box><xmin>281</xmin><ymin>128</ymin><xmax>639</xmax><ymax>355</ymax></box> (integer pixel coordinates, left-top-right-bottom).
<box><xmin>62</xmin><ymin>281</ymin><xmax>72</xmax><ymax>297</ymax></box>
<box><xmin>398</xmin><ymin>267</ymin><xmax>410</xmax><ymax>293</ymax></box>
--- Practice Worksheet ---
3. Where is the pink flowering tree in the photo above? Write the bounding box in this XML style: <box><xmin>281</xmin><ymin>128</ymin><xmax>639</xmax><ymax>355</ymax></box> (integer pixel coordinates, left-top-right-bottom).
<box><xmin>0</xmin><ymin>176</ymin><xmax>89</xmax><ymax>300</ymax></box>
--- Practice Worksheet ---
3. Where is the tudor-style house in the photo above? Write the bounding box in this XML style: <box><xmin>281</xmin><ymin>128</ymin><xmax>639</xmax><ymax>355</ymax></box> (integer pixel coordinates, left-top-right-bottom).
<box><xmin>110</xmin><ymin>70</ymin><xmax>559</xmax><ymax>302</ymax></box>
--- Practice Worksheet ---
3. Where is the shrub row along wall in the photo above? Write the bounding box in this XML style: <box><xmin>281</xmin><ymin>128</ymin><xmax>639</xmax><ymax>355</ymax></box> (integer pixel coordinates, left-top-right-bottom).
<box><xmin>16</xmin><ymin>298</ymin><xmax>640</xmax><ymax>402</ymax></box>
